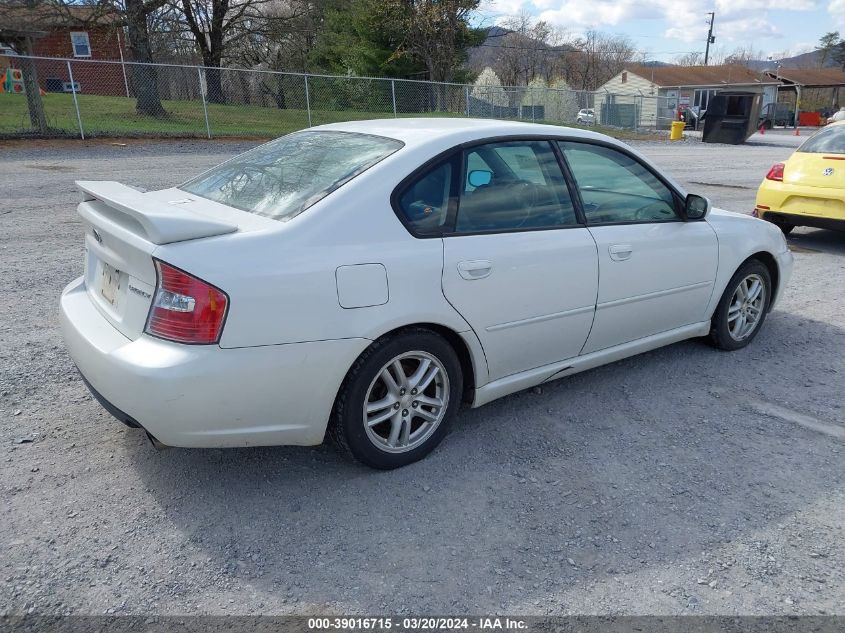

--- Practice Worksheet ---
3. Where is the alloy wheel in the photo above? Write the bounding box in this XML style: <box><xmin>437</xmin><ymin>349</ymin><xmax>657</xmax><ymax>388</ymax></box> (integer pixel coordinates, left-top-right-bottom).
<box><xmin>727</xmin><ymin>273</ymin><xmax>766</xmax><ymax>341</ymax></box>
<box><xmin>363</xmin><ymin>351</ymin><xmax>450</xmax><ymax>453</ymax></box>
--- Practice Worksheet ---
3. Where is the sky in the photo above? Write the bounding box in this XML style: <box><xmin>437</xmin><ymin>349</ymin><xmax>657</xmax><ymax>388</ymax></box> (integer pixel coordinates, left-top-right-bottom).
<box><xmin>476</xmin><ymin>0</ymin><xmax>833</xmax><ymax>63</ymax></box>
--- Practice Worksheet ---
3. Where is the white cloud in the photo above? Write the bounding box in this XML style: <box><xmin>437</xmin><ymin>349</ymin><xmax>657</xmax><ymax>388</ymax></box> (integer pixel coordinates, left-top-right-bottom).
<box><xmin>830</xmin><ymin>0</ymin><xmax>845</xmax><ymax>25</ymax></box>
<box><xmin>478</xmin><ymin>0</ymin><xmax>534</xmax><ymax>16</ymax></box>
<box><xmin>658</xmin><ymin>5</ymin><xmax>787</xmax><ymax>45</ymax></box>
<box><xmin>718</xmin><ymin>15</ymin><xmax>782</xmax><ymax>40</ymax></box>
<box><xmin>537</xmin><ymin>0</ymin><xmax>675</xmax><ymax>29</ymax></box>
<box><xmin>480</xmin><ymin>0</ymin><xmax>811</xmax><ymax>54</ymax></box>
<box><xmin>715</xmin><ymin>0</ymin><xmax>817</xmax><ymax>15</ymax></box>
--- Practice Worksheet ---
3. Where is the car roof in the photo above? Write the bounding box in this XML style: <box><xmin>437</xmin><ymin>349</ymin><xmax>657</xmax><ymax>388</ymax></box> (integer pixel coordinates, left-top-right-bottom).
<box><xmin>312</xmin><ymin>117</ymin><xmax>616</xmax><ymax>148</ymax></box>
<box><xmin>310</xmin><ymin>117</ymin><xmax>686</xmax><ymax>197</ymax></box>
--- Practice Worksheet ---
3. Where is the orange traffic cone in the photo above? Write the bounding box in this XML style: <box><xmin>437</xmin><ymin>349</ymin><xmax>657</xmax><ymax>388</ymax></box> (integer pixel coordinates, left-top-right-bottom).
<box><xmin>759</xmin><ymin>125</ymin><xmax>765</xmax><ymax>135</ymax></box>
<box><xmin>794</xmin><ymin>127</ymin><xmax>800</xmax><ymax>136</ymax></box>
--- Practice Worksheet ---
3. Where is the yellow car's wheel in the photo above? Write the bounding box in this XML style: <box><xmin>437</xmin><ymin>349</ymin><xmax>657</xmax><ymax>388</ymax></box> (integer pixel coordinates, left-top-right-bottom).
<box><xmin>772</xmin><ymin>219</ymin><xmax>794</xmax><ymax>236</ymax></box>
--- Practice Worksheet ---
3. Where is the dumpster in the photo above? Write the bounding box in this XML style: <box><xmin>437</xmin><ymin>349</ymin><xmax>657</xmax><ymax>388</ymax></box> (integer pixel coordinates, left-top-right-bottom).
<box><xmin>798</xmin><ymin>111</ymin><xmax>822</xmax><ymax>127</ymax></box>
<box><xmin>701</xmin><ymin>91</ymin><xmax>763</xmax><ymax>144</ymax></box>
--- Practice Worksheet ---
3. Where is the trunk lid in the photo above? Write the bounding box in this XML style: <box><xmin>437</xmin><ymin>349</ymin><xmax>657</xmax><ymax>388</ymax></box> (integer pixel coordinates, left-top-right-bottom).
<box><xmin>75</xmin><ymin>181</ymin><xmax>264</xmax><ymax>341</ymax></box>
<box><xmin>783</xmin><ymin>152</ymin><xmax>845</xmax><ymax>189</ymax></box>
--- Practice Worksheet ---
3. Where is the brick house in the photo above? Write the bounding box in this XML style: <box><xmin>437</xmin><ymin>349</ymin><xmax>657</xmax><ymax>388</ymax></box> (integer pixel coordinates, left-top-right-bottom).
<box><xmin>0</xmin><ymin>5</ymin><xmax>129</xmax><ymax>96</ymax></box>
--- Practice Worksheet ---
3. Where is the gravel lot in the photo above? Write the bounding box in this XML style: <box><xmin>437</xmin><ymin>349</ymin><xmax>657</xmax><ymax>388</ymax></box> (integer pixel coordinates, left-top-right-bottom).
<box><xmin>1</xmin><ymin>128</ymin><xmax>844</xmax><ymax>617</ymax></box>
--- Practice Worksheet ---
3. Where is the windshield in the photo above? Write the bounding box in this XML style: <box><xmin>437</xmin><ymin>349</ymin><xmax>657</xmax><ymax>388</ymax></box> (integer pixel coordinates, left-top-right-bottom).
<box><xmin>180</xmin><ymin>131</ymin><xmax>403</xmax><ymax>221</ymax></box>
<box><xmin>798</xmin><ymin>125</ymin><xmax>845</xmax><ymax>155</ymax></box>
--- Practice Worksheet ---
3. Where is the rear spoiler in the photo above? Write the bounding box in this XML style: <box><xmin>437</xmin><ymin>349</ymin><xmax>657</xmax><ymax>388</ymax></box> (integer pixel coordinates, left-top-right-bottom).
<box><xmin>76</xmin><ymin>181</ymin><xmax>238</xmax><ymax>245</ymax></box>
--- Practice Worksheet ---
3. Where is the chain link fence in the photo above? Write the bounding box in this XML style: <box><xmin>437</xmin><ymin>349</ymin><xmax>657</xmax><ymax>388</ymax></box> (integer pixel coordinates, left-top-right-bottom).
<box><xmin>1</xmin><ymin>55</ymin><xmax>672</xmax><ymax>139</ymax></box>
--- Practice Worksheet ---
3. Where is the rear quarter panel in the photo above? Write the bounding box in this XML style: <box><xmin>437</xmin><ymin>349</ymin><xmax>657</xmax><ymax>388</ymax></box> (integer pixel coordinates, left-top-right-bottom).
<box><xmin>152</xmin><ymin>149</ymin><xmax>481</xmax><ymax>363</ymax></box>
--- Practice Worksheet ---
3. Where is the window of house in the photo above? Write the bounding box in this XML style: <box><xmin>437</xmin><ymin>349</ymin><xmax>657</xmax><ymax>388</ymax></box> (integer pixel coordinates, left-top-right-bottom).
<box><xmin>70</xmin><ymin>32</ymin><xmax>91</xmax><ymax>58</ymax></box>
<box><xmin>693</xmin><ymin>89</ymin><xmax>719</xmax><ymax>111</ymax></box>
<box><xmin>621</xmin><ymin>72</ymin><xmax>628</xmax><ymax>84</ymax></box>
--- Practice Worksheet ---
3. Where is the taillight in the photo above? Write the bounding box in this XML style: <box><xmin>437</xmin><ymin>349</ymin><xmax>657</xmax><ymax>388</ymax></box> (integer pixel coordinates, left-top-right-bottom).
<box><xmin>766</xmin><ymin>163</ymin><xmax>785</xmax><ymax>182</ymax></box>
<box><xmin>145</xmin><ymin>259</ymin><xmax>228</xmax><ymax>344</ymax></box>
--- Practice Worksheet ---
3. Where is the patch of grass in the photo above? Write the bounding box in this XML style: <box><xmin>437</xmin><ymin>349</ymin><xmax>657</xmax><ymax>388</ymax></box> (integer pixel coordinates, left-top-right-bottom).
<box><xmin>0</xmin><ymin>92</ymin><xmax>662</xmax><ymax>141</ymax></box>
<box><xmin>1</xmin><ymin>92</ymin><xmax>382</xmax><ymax>137</ymax></box>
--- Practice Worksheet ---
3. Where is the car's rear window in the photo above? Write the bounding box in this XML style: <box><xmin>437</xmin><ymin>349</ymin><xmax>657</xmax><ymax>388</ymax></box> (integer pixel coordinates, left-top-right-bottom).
<box><xmin>180</xmin><ymin>131</ymin><xmax>403</xmax><ymax>221</ymax></box>
<box><xmin>798</xmin><ymin>125</ymin><xmax>845</xmax><ymax>155</ymax></box>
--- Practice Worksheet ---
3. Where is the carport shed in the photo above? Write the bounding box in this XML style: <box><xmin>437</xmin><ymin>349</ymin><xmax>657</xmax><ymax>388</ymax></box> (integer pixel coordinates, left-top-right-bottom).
<box><xmin>765</xmin><ymin>68</ymin><xmax>845</xmax><ymax>120</ymax></box>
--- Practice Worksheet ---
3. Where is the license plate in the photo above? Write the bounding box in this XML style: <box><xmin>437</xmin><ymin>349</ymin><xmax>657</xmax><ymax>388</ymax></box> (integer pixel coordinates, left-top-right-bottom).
<box><xmin>99</xmin><ymin>262</ymin><xmax>121</xmax><ymax>306</ymax></box>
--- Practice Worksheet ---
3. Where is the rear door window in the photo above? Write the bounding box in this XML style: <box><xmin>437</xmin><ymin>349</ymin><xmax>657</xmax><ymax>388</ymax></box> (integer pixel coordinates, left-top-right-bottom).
<box><xmin>455</xmin><ymin>141</ymin><xmax>579</xmax><ymax>232</ymax></box>
<box><xmin>396</xmin><ymin>161</ymin><xmax>454</xmax><ymax>234</ymax></box>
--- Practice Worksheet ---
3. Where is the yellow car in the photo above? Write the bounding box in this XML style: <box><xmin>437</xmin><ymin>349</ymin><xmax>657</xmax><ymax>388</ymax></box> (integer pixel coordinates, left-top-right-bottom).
<box><xmin>755</xmin><ymin>121</ymin><xmax>845</xmax><ymax>234</ymax></box>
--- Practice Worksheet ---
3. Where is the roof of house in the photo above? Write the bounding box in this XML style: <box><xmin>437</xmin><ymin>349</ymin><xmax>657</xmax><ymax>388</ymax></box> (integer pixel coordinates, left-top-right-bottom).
<box><xmin>765</xmin><ymin>68</ymin><xmax>845</xmax><ymax>87</ymax></box>
<box><xmin>625</xmin><ymin>64</ymin><xmax>776</xmax><ymax>87</ymax></box>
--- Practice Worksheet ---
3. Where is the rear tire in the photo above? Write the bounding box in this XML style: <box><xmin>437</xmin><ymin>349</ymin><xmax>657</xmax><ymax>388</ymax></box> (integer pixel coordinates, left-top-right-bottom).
<box><xmin>330</xmin><ymin>328</ymin><xmax>462</xmax><ymax>469</ymax></box>
<box><xmin>778</xmin><ymin>222</ymin><xmax>794</xmax><ymax>235</ymax></box>
<box><xmin>709</xmin><ymin>260</ymin><xmax>772</xmax><ymax>351</ymax></box>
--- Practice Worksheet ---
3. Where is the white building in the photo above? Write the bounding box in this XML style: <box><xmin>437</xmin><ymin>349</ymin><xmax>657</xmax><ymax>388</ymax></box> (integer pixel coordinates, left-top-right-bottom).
<box><xmin>596</xmin><ymin>64</ymin><xmax>780</xmax><ymax>129</ymax></box>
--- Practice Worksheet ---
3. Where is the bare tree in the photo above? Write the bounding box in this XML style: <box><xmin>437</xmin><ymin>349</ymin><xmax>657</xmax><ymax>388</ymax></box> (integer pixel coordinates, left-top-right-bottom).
<box><xmin>563</xmin><ymin>30</ymin><xmax>637</xmax><ymax>90</ymax></box>
<box><xmin>226</xmin><ymin>0</ymin><xmax>318</xmax><ymax>109</ymax></box>
<box><xmin>46</xmin><ymin>0</ymin><xmax>169</xmax><ymax>116</ymax></box>
<box><xmin>723</xmin><ymin>45</ymin><xmax>764</xmax><ymax>67</ymax></box>
<box><xmin>228</xmin><ymin>0</ymin><xmax>317</xmax><ymax>71</ymax></box>
<box><xmin>675</xmin><ymin>51</ymin><xmax>704</xmax><ymax>66</ymax></box>
<box><xmin>391</xmin><ymin>0</ymin><xmax>479</xmax><ymax>82</ymax></box>
<box><xmin>493</xmin><ymin>12</ymin><xmax>563</xmax><ymax>86</ymax></box>
<box><xmin>2</xmin><ymin>0</ymin><xmax>168</xmax><ymax>123</ymax></box>
<box><xmin>175</xmin><ymin>0</ymin><xmax>305</xmax><ymax>103</ymax></box>
<box><xmin>124</xmin><ymin>0</ymin><xmax>170</xmax><ymax>116</ymax></box>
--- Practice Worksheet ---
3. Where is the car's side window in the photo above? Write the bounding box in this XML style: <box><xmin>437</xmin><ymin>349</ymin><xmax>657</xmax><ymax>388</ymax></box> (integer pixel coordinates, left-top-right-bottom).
<box><xmin>396</xmin><ymin>161</ymin><xmax>453</xmax><ymax>234</ymax></box>
<box><xmin>455</xmin><ymin>141</ymin><xmax>578</xmax><ymax>233</ymax></box>
<box><xmin>558</xmin><ymin>142</ymin><xmax>679</xmax><ymax>224</ymax></box>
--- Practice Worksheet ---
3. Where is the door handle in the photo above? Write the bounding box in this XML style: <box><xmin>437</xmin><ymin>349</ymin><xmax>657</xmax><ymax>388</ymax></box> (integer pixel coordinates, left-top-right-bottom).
<box><xmin>457</xmin><ymin>260</ymin><xmax>493</xmax><ymax>280</ymax></box>
<box><xmin>608</xmin><ymin>244</ymin><xmax>633</xmax><ymax>261</ymax></box>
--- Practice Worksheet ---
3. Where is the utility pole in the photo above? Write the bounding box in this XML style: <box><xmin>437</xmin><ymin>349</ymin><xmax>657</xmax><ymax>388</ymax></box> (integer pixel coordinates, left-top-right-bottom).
<box><xmin>704</xmin><ymin>12</ymin><xmax>716</xmax><ymax>65</ymax></box>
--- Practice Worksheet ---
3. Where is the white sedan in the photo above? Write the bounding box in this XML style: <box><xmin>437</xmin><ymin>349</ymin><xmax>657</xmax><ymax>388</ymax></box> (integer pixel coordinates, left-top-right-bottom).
<box><xmin>61</xmin><ymin>119</ymin><xmax>793</xmax><ymax>469</ymax></box>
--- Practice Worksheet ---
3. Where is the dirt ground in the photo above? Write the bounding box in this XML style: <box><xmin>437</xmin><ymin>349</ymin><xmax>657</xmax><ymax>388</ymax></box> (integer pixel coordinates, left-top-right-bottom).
<box><xmin>1</xmin><ymin>129</ymin><xmax>843</xmax><ymax>616</ymax></box>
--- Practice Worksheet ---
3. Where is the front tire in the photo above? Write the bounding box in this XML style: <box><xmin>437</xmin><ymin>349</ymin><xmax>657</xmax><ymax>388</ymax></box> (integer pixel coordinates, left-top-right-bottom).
<box><xmin>330</xmin><ymin>328</ymin><xmax>463</xmax><ymax>469</ymax></box>
<box><xmin>709</xmin><ymin>260</ymin><xmax>772</xmax><ymax>351</ymax></box>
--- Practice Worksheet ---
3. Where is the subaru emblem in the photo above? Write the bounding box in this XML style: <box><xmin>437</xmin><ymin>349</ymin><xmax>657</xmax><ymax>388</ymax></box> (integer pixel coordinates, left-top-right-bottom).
<box><xmin>823</xmin><ymin>167</ymin><xmax>834</xmax><ymax>176</ymax></box>
<box><xmin>92</xmin><ymin>228</ymin><xmax>103</xmax><ymax>244</ymax></box>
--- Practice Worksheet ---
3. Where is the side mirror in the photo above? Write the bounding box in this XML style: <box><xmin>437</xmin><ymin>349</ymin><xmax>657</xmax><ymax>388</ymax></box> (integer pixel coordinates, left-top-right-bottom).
<box><xmin>685</xmin><ymin>194</ymin><xmax>710</xmax><ymax>220</ymax></box>
<box><xmin>468</xmin><ymin>169</ymin><xmax>493</xmax><ymax>188</ymax></box>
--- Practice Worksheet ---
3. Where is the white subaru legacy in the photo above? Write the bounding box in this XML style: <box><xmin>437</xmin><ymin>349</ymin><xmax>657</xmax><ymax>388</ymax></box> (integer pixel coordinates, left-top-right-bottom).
<box><xmin>61</xmin><ymin>119</ymin><xmax>793</xmax><ymax>469</ymax></box>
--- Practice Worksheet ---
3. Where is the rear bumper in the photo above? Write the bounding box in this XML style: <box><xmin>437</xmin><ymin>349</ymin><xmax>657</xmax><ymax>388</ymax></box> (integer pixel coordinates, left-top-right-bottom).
<box><xmin>756</xmin><ymin>180</ymin><xmax>845</xmax><ymax>226</ymax></box>
<box><xmin>760</xmin><ymin>210</ymin><xmax>845</xmax><ymax>232</ymax></box>
<box><xmin>60</xmin><ymin>277</ymin><xmax>370</xmax><ymax>448</ymax></box>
